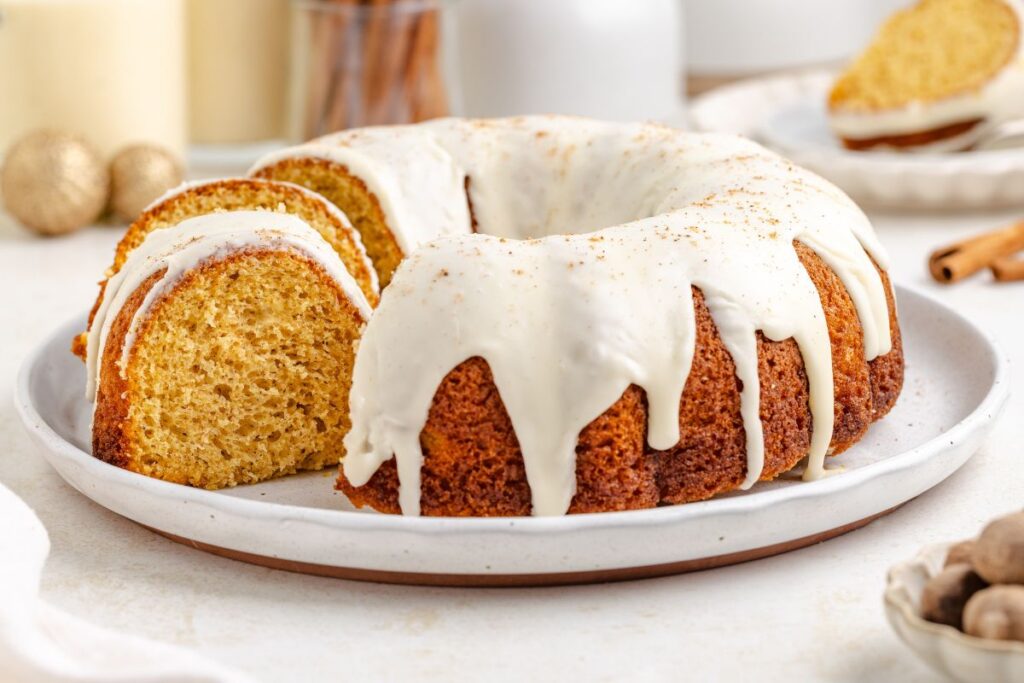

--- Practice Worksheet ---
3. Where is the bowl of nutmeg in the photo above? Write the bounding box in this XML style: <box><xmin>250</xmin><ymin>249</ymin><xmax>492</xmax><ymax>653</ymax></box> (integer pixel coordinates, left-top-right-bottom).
<box><xmin>886</xmin><ymin>511</ymin><xmax>1024</xmax><ymax>682</ymax></box>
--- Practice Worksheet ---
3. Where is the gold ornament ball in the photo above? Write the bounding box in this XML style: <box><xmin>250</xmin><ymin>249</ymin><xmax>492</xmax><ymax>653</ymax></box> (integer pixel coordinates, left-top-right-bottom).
<box><xmin>109</xmin><ymin>145</ymin><xmax>184</xmax><ymax>221</ymax></box>
<box><xmin>1</xmin><ymin>130</ymin><xmax>109</xmax><ymax>236</ymax></box>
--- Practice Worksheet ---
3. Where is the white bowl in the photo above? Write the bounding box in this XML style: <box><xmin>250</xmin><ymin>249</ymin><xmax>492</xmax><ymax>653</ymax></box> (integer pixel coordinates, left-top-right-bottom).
<box><xmin>886</xmin><ymin>543</ymin><xmax>1024</xmax><ymax>682</ymax></box>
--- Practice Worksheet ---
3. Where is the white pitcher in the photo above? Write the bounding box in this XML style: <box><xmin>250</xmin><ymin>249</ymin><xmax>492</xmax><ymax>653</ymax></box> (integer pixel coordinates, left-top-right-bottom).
<box><xmin>449</xmin><ymin>0</ymin><xmax>684</xmax><ymax>124</ymax></box>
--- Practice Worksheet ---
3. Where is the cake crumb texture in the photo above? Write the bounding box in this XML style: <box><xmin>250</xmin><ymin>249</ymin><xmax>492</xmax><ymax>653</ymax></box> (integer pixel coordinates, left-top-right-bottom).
<box><xmin>93</xmin><ymin>250</ymin><xmax>363</xmax><ymax>489</ymax></box>
<box><xmin>830</xmin><ymin>0</ymin><xmax>1019</xmax><ymax>111</ymax></box>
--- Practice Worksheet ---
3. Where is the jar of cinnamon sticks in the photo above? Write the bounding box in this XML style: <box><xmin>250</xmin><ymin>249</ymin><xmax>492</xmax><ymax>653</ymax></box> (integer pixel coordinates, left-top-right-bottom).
<box><xmin>288</xmin><ymin>0</ymin><xmax>448</xmax><ymax>141</ymax></box>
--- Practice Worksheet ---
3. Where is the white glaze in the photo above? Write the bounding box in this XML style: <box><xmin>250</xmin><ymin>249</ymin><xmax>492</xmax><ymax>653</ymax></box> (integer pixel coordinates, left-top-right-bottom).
<box><xmin>829</xmin><ymin>0</ymin><xmax>1024</xmax><ymax>150</ymax></box>
<box><xmin>85</xmin><ymin>211</ymin><xmax>372</xmax><ymax>403</ymax></box>
<box><xmin>135</xmin><ymin>177</ymin><xmax>379</xmax><ymax>296</ymax></box>
<box><xmin>251</xmin><ymin>133</ymin><xmax>471</xmax><ymax>257</ymax></box>
<box><xmin>301</xmin><ymin>116</ymin><xmax>895</xmax><ymax>516</ymax></box>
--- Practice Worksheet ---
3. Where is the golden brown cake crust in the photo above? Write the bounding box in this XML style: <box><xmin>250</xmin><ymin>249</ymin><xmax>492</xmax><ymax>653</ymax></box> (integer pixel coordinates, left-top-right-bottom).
<box><xmin>336</xmin><ymin>241</ymin><xmax>905</xmax><ymax>516</ymax></box>
<box><xmin>655</xmin><ymin>289</ymin><xmax>795</xmax><ymax>505</ymax></box>
<box><xmin>92</xmin><ymin>270</ymin><xmax>165</xmax><ymax>470</ymax></box>
<box><xmin>398</xmin><ymin>357</ymin><xmax>532</xmax><ymax>516</ymax></box>
<box><xmin>868</xmin><ymin>266</ymin><xmax>905</xmax><ymax>419</ymax></box>
<box><xmin>796</xmin><ymin>242</ymin><xmax>872</xmax><ymax>455</ymax></box>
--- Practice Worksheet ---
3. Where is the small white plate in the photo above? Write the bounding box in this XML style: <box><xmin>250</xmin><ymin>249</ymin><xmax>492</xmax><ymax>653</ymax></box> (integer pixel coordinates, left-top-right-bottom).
<box><xmin>886</xmin><ymin>543</ymin><xmax>1024</xmax><ymax>682</ymax></box>
<box><xmin>689</xmin><ymin>71</ymin><xmax>1024</xmax><ymax>209</ymax></box>
<box><xmin>14</xmin><ymin>287</ymin><xmax>1009</xmax><ymax>586</ymax></box>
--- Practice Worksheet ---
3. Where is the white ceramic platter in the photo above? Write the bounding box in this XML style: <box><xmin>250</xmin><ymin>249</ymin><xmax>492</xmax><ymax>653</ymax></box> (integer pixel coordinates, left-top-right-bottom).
<box><xmin>689</xmin><ymin>71</ymin><xmax>1024</xmax><ymax>209</ymax></box>
<box><xmin>15</xmin><ymin>287</ymin><xmax>1008</xmax><ymax>586</ymax></box>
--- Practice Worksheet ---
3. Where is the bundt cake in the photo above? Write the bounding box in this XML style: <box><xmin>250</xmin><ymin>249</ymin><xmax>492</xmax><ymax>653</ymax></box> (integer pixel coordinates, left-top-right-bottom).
<box><xmin>247</xmin><ymin>116</ymin><xmax>904</xmax><ymax>517</ymax></box>
<box><xmin>829</xmin><ymin>0</ymin><xmax>1024</xmax><ymax>152</ymax></box>
<box><xmin>85</xmin><ymin>211</ymin><xmax>371</xmax><ymax>488</ymax></box>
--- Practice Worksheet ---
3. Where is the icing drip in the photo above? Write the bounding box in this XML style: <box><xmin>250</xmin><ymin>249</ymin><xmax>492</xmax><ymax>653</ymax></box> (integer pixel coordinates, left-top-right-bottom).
<box><xmin>328</xmin><ymin>117</ymin><xmax>894</xmax><ymax>516</ymax></box>
<box><xmin>829</xmin><ymin>0</ymin><xmax>1024</xmax><ymax>147</ymax></box>
<box><xmin>251</xmin><ymin>134</ymin><xmax>471</xmax><ymax>256</ymax></box>
<box><xmin>85</xmin><ymin>210</ymin><xmax>372</xmax><ymax>404</ymax></box>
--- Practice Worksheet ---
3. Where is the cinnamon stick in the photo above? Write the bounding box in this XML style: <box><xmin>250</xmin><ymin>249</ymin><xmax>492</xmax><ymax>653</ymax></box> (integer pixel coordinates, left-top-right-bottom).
<box><xmin>928</xmin><ymin>221</ymin><xmax>1024</xmax><ymax>284</ymax></box>
<box><xmin>370</xmin><ymin>1</ymin><xmax>417</xmax><ymax>123</ymax></box>
<box><xmin>405</xmin><ymin>7</ymin><xmax>447</xmax><ymax>122</ymax></box>
<box><xmin>991</xmin><ymin>255</ymin><xmax>1024</xmax><ymax>282</ymax></box>
<box><xmin>420</xmin><ymin>33</ymin><xmax>449</xmax><ymax>119</ymax></box>
<box><xmin>418</xmin><ymin>8</ymin><xmax>449</xmax><ymax>120</ymax></box>
<box><xmin>303</xmin><ymin>7</ymin><xmax>336</xmax><ymax>139</ymax></box>
<box><xmin>321</xmin><ymin>0</ymin><xmax>359</xmax><ymax>135</ymax></box>
<box><xmin>360</xmin><ymin>0</ymin><xmax>390</xmax><ymax>125</ymax></box>
<box><xmin>301</xmin><ymin>0</ymin><xmax>446</xmax><ymax>134</ymax></box>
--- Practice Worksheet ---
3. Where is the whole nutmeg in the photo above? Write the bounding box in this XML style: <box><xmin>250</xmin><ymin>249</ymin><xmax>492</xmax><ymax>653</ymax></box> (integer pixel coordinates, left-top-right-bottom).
<box><xmin>920</xmin><ymin>563</ymin><xmax>987</xmax><ymax>630</ymax></box>
<box><xmin>109</xmin><ymin>144</ymin><xmax>183</xmax><ymax>222</ymax></box>
<box><xmin>944</xmin><ymin>539</ymin><xmax>976</xmax><ymax>568</ymax></box>
<box><xmin>974</xmin><ymin>511</ymin><xmax>1024</xmax><ymax>584</ymax></box>
<box><xmin>1</xmin><ymin>130</ymin><xmax>108</xmax><ymax>235</ymax></box>
<box><xmin>964</xmin><ymin>586</ymin><xmax>1024</xmax><ymax>642</ymax></box>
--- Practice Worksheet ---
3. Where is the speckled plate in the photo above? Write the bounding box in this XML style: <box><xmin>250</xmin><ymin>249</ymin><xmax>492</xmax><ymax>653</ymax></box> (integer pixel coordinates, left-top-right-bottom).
<box><xmin>15</xmin><ymin>286</ymin><xmax>1009</xmax><ymax>586</ymax></box>
<box><xmin>689</xmin><ymin>71</ymin><xmax>1024</xmax><ymax>209</ymax></box>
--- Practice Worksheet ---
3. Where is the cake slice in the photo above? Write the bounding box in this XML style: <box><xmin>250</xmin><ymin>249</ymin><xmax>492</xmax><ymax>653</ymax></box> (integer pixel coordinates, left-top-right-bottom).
<box><xmin>252</xmin><ymin>155</ymin><xmax>409</xmax><ymax>288</ymax></box>
<box><xmin>72</xmin><ymin>177</ymin><xmax>378</xmax><ymax>360</ymax></box>
<box><xmin>250</xmin><ymin>128</ymin><xmax>474</xmax><ymax>288</ymax></box>
<box><xmin>87</xmin><ymin>211</ymin><xmax>371</xmax><ymax>489</ymax></box>
<box><xmin>829</xmin><ymin>0</ymin><xmax>1024</xmax><ymax>151</ymax></box>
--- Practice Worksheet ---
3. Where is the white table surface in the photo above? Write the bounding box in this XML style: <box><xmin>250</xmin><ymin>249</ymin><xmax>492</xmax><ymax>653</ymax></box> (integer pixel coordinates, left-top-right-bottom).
<box><xmin>1</xmin><ymin>195</ymin><xmax>1022</xmax><ymax>683</ymax></box>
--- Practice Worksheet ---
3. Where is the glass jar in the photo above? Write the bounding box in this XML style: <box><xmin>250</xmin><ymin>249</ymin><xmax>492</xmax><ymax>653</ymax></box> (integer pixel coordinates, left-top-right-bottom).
<box><xmin>287</xmin><ymin>0</ymin><xmax>448</xmax><ymax>141</ymax></box>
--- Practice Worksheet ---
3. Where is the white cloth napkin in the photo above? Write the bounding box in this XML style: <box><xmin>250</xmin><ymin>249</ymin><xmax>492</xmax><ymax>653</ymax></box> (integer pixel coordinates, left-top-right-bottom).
<box><xmin>0</xmin><ymin>482</ymin><xmax>253</xmax><ymax>683</ymax></box>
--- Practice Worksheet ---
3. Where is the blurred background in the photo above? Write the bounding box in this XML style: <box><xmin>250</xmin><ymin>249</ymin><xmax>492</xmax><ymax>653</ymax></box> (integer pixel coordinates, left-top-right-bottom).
<box><xmin>0</xmin><ymin>0</ymin><xmax>919</xmax><ymax>236</ymax></box>
<box><xmin>0</xmin><ymin>0</ymin><xmax>910</xmax><ymax>162</ymax></box>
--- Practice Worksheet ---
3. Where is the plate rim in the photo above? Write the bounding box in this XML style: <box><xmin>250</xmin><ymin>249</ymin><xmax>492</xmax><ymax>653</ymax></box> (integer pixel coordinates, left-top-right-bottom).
<box><xmin>141</xmin><ymin>506</ymin><xmax>901</xmax><ymax>587</ymax></box>
<box><xmin>13</xmin><ymin>284</ymin><xmax>1011</xmax><ymax>538</ymax></box>
<box><xmin>690</xmin><ymin>69</ymin><xmax>1024</xmax><ymax>166</ymax></box>
<box><xmin>688</xmin><ymin>69</ymin><xmax>1024</xmax><ymax>209</ymax></box>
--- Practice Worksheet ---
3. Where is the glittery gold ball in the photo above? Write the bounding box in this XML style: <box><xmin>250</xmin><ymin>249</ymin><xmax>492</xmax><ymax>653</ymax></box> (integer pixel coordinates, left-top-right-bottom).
<box><xmin>1</xmin><ymin>130</ymin><xmax>108</xmax><ymax>235</ymax></box>
<box><xmin>109</xmin><ymin>145</ymin><xmax>184</xmax><ymax>222</ymax></box>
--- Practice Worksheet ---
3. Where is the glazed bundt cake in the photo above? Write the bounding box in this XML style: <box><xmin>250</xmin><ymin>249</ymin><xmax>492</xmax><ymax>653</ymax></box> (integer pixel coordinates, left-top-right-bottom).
<box><xmin>246</xmin><ymin>116</ymin><xmax>905</xmax><ymax>517</ymax></box>
<box><xmin>829</xmin><ymin>0</ymin><xmax>1024</xmax><ymax>151</ymax></box>
<box><xmin>85</xmin><ymin>211</ymin><xmax>371</xmax><ymax>488</ymax></box>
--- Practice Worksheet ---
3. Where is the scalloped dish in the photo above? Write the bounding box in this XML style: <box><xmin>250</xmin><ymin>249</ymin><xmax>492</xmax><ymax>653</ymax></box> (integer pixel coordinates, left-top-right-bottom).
<box><xmin>886</xmin><ymin>543</ymin><xmax>1024</xmax><ymax>682</ymax></box>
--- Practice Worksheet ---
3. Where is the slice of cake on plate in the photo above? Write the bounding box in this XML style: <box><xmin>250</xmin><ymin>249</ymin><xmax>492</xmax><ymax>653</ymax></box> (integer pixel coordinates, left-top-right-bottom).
<box><xmin>829</xmin><ymin>0</ymin><xmax>1024</xmax><ymax>152</ymax></box>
